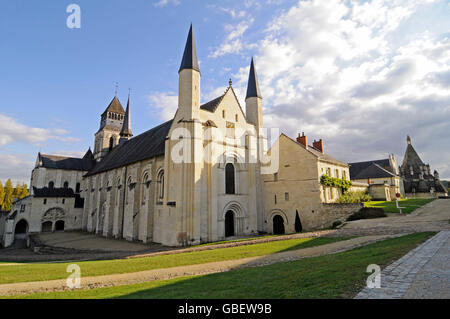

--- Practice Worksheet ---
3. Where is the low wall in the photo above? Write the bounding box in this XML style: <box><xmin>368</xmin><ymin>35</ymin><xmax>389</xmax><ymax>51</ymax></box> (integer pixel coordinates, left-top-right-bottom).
<box><xmin>311</xmin><ymin>203</ymin><xmax>363</xmax><ymax>229</ymax></box>
<box><xmin>405</xmin><ymin>192</ymin><xmax>447</xmax><ymax>199</ymax></box>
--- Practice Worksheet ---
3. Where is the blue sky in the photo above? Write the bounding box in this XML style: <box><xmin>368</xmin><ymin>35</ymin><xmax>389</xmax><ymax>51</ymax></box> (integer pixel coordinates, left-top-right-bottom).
<box><xmin>0</xmin><ymin>0</ymin><xmax>449</xmax><ymax>184</ymax></box>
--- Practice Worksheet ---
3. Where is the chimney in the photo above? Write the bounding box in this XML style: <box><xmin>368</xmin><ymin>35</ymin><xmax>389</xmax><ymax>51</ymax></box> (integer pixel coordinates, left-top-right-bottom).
<box><xmin>297</xmin><ymin>132</ymin><xmax>308</xmax><ymax>148</ymax></box>
<box><xmin>313</xmin><ymin>139</ymin><xmax>324</xmax><ymax>153</ymax></box>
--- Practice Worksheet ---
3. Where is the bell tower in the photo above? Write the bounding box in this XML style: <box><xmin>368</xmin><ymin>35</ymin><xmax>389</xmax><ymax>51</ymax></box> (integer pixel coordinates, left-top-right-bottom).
<box><xmin>94</xmin><ymin>94</ymin><xmax>126</xmax><ymax>161</ymax></box>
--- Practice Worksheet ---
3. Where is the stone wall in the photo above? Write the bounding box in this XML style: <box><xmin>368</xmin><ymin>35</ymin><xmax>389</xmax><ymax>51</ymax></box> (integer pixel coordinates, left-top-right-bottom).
<box><xmin>315</xmin><ymin>203</ymin><xmax>363</xmax><ymax>229</ymax></box>
<box><xmin>0</xmin><ymin>212</ymin><xmax>6</xmax><ymax>246</ymax></box>
<box><xmin>369</xmin><ymin>184</ymin><xmax>391</xmax><ymax>201</ymax></box>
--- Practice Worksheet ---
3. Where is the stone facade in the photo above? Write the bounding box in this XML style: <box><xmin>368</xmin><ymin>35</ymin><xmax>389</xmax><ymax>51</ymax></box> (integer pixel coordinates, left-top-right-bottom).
<box><xmin>263</xmin><ymin>133</ymin><xmax>355</xmax><ymax>234</ymax></box>
<box><xmin>400</xmin><ymin>136</ymin><xmax>447</xmax><ymax>198</ymax></box>
<box><xmin>82</xmin><ymin>26</ymin><xmax>266</xmax><ymax>247</ymax></box>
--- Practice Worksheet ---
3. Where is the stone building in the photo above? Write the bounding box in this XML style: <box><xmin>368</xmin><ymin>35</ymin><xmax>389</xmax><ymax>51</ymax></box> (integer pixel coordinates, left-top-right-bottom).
<box><xmin>2</xmin><ymin>25</ymin><xmax>364</xmax><ymax>247</ymax></box>
<box><xmin>400</xmin><ymin>136</ymin><xmax>447</xmax><ymax>198</ymax></box>
<box><xmin>1</xmin><ymin>151</ymin><xmax>94</xmax><ymax>247</ymax></box>
<box><xmin>263</xmin><ymin>133</ymin><xmax>361</xmax><ymax>234</ymax></box>
<box><xmin>79</xmin><ymin>25</ymin><xmax>267</xmax><ymax>246</ymax></box>
<box><xmin>349</xmin><ymin>154</ymin><xmax>404</xmax><ymax>201</ymax></box>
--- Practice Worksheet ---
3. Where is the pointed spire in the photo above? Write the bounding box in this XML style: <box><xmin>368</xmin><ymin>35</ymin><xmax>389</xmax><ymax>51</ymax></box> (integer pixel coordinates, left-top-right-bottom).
<box><xmin>120</xmin><ymin>92</ymin><xmax>133</xmax><ymax>138</ymax></box>
<box><xmin>179</xmin><ymin>24</ymin><xmax>200</xmax><ymax>73</ymax></box>
<box><xmin>246</xmin><ymin>57</ymin><xmax>262</xmax><ymax>99</ymax></box>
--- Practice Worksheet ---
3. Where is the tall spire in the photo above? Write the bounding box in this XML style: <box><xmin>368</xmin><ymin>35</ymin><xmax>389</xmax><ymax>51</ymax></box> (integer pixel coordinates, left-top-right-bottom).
<box><xmin>246</xmin><ymin>57</ymin><xmax>262</xmax><ymax>99</ymax></box>
<box><xmin>120</xmin><ymin>91</ymin><xmax>133</xmax><ymax>138</ymax></box>
<box><xmin>179</xmin><ymin>24</ymin><xmax>200</xmax><ymax>73</ymax></box>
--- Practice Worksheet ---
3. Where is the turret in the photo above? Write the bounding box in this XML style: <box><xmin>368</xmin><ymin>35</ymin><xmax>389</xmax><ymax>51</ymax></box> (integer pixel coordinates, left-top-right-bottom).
<box><xmin>119</xmin><ymin>94</ymin><xmax>133</xmax><ymax>145</ymax></box>
<box><xmin>245</xmin><ymin>58</ymin><xmax>263</xmax><ymax>128</ymax></box>
<box><xmin>178</xmin><ymin>24</ymin><xmax>201</xmax><ymax>121</ymax></box>
<box><xmin>434</xmin><ymin>170</ymin><xmax>440</xmax><ymax>180</ymax></box>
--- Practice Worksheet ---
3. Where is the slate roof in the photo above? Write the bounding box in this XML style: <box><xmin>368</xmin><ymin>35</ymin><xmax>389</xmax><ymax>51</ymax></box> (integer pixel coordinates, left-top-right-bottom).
<box><xmin>349</xmin><ymin>159</ymin><xmax>392</xmax><ymax>179</ymax></box>
<box><xmin>306</xmin><ymin>145</ymin><xmax>348</xmax><ymax>167</ymax></box>
<box><xmin>102</xmin><ymin>96</ymin><xmax>125</xmax><ymax>116</ymax></box>
<box><xmin>179</xmin><ymin>24</ymin><xmax>200</xmax><ymax>73</ymax></box>
<box><xmin>282</xmin><ymin>134</ymin><xmax>348</xmax><ymax>167</ymax></box>
<box><xmin>200</xmin><ymin>94</ymin><xmax>225</xmax><ymax>112</ymax></box>
<box><xmin>351</xmin><ymin>163</ymin><xmax>396</xmax><ymax>180</ymax></box>
<box><xmin>38</xmin><ymin>153</ymin><xmax>96</xmax><ymax>171</ymax></box>
<box><xmin>120</xmin><ymin>96</ymin><xmax>133</xmax><ymax>137</ymax></box>
<box><xmin>86</xmin><ymin>119</ymin><xmax>173</xmax><ymax>176</ymax></box>
<box><xmin>246</xmin><ymin>58</ymin><xmax>262</xmax><ymax>99</ymax></box>
<box><xmin>33</xmin><ymin>187</ymin><xmax>76</xmax><ymax>198</ymax></box>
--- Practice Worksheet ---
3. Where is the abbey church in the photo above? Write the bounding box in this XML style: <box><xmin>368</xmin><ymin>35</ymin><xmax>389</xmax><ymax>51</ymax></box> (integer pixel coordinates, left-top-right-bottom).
<box><xmin>3</xmin><ymin>26</ymin><xmax>268</xmax><ymax>247</ymax></box>
<box><xmin>4</xmin><ymin>25</ymin><xmax>426</xmax><ymax>248</ymax></box>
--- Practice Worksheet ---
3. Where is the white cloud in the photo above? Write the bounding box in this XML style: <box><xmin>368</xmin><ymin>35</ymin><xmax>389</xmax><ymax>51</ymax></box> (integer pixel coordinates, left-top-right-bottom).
<box><xmin>239</xmin><ymin>0</ymin><xmax>450</xmax><ymax>178</ymax></box>
<box><xmin>154</xmin><ymin>0</ymin><xmax>180</xmax><ymax>7</ymax></box>
<box><xmin>0</xmin><ymin>113</ymin><xmax>80</xmax><ymax>147</ymax></box>
<box><xmin>0</xmin><ymin>154</ymin><xmax>34</xmax><ymax>185</ymax></box>
<box><xmin>147</xmin><ymin>92</ymin><xmax>178</xmax><ymax>121</ymax></box>
<box><xmin>210</xmin><ymin>19</ymin><xmax>255</xmax><ymax>58</ymax></box>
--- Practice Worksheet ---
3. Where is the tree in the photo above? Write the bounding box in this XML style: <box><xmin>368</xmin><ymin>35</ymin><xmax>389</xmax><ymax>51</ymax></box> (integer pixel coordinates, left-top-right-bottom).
<box><xmin>295</xmin><ymin>210</ymin><xmax>302</xmax><ymax>233</ymax></box>
<box><xmin>2</xmin><ymin>179</ymin><xmax>14</xmax><ymax>211</ymax></box>
<box><xmin>14</xmin><ymin>183</ymin><xmax>22</xmax><ymax>199</ymax></box>
<box><xmin>20</xmin><ymin>184</ymin><xmax>29</xmax><ymax>199</ymax></box>
<box><xmin>0</xmin><ymin>182</ymin><xmax>4</xmax><ymax>210</ymax></box>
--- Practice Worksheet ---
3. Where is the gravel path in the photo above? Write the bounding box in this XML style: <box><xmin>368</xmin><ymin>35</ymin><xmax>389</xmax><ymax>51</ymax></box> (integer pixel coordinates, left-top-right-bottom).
<box><xmin>0</xmin><ymin>235</ymin><xmax>393</xmax><ymax>297</ymax></box>
<box><xmin>355</xmin><ymin>230</ymin><xmax>450</xmax><ymax>299</ymax></box>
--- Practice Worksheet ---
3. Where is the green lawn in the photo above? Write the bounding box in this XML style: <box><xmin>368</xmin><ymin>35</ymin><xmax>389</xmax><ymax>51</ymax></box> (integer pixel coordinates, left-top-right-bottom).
<box><xmin>0</xmin><ymin>236</ymin><xmax>349</xmax><ymax>285</ymax></box>
<box><xmin>9</xmin><ymin>232</ymin><xmax>435</xmax><ymax>299</ymax></box>
<box><xmin>364</xmin><ymin>198</ymin><xmax>434</xmax><ymax>214</ymax></box>
<box><xmin>193</xmin><ymin>234</ymin><xmax>279</xmax><ymax>247</ymax></box>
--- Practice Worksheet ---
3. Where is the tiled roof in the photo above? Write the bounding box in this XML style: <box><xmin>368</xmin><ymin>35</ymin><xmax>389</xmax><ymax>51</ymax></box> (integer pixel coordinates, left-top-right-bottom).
<box><xmin>200</xmin><ymin>94</ymin><xmax>225</xmax><ymax>112</ymax></box>
<box><xmin>102</xmin><ymin>96</ymin><xmax>125</xmax><ymax>116</ymax></box>
<box><xmin>246</xmin><ymin>58</ymin><xmax>262</xmax><ymax>99</ymax></box>
<box><xmin>306</xmin><ymin>145</ymin><xmax>349</xmax><ymax>167</ymax></box>
<box><xmin>39</xmin><ymin>153</ymin><xmax>96</xmax><ymax>171</ymax></box>
<box><xmin>349</xmin><ymin>159</ymin><xmax>391</xmax><ymax>179</ymax></box>
<box><xmin>86</xmin><ymin>119</ymin><xmax>173</xmax><ymax>176</ymax></box>
<box><xmin>179</xmin><ymin>24</ymin><xmax>200</xmax><ymax>73</ymax></box>
<box><xmin>282</xmin><ymin>134</ymin><xmax>348</xmax><ymax>167</ymax></box>
<box><xmin>33</xmin><ymin>187</ymin><xmax>76</xmax><ymax>198</ymax></box>
<box><xmin>352</xmin><ymin>163</ymin><xmax>395</xmax><ymax>180</ymax></box>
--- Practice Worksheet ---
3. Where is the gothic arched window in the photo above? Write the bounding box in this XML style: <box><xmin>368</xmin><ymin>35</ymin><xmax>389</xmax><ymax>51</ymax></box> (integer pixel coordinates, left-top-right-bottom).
<box><xmin>142</xmin><ymin>173</ymin><xmax>150</xmax><ymax>205</ymax></box>
<box><xmin>109</xmin><ymin>137</ymin><xmax>114</xmax><ymax>151</ymax></box>
<box><xmin>157</xmin><ymin>170</ymin><xmax>164</xmax><ymax>200</ymax></box>
<box><xmin>75</xmin><ymin>183</ymin><xmax>81</xmax><ymax>193</ymax></box>
<box><xmin>63</xmin><ymin>181</ymin><xmax>69</xmax><ymax>189</ymax></box>
<box><xmin>48</xmin><ymin>181</ymin><xmax>54</xmax><ymax>189</ymax></box>
<box><xmin>225</xmin><ymin>163</ymin><xmax>235</xmax><ymax>195</ymax></box>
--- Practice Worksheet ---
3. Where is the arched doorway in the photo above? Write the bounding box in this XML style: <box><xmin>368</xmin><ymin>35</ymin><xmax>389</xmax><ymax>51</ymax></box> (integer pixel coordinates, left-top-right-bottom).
<box><xmin>273</xmin><ymin>215</ymin><xmax>285</xmax><ymax>235</ymax></box>
<box><xmin>225</xmin><ymin>211</ymin><xmax>235</xmax><ymax>237</ymax></box>
<box><xmin>42</xmin><ymin>221</ymin><xmax>53</xmax><ymax>232</ymax></box>
<box><xmin>55</xmin><ymin>220</ymin><xmax>65</xmax><ymax>231</ymax></box>
<box><xmin>15</xmin><ymin>220</ymin><xmax>28</xmax><ymax>235</ymax></box>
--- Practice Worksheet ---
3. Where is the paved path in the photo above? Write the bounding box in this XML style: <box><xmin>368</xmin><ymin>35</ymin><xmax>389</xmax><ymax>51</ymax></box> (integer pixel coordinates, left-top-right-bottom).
<box><xmin>355</xmin><ymin>230</ymin><xmax>450</xmax><ymax>299</ymax></box>
<box><xmin>335</xmin><ymin>199</ymin><xmax>450</xmax><ymax>238</ymax></box>
<box><xmin>0</xmin><ymin>235</ymin><xmax>393</xmax><ymax>297</ymax></box>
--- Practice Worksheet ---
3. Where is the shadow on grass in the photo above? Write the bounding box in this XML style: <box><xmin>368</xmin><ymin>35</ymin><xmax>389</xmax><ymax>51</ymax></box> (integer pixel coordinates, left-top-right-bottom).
<box><xmin>107</xmin><ymin>232</ymin><xmax>434</xmax><ymax>299</ymax></box>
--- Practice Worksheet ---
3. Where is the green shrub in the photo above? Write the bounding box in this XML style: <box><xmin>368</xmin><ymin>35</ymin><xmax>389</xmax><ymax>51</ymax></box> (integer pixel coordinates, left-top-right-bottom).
<box><xmin>320</xmin><ymin>175</ymin><xmax>352</xmax><ymax>192</ymax></box>
<box><xmin>337</xmin><ymin>191</ymin><xmax>372</xmax><ymax>204</ymax></box>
